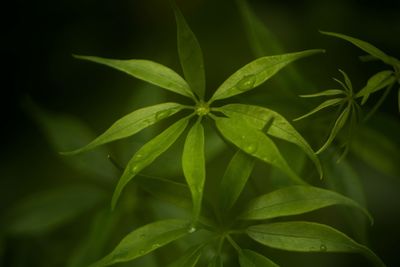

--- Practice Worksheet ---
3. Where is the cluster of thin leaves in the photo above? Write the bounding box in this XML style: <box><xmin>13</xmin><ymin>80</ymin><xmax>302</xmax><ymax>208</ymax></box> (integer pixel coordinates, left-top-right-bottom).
<box><xmin>295</xmin><ymin>31</ymin><xmax>400</xmax><ymax>159</ymax></box>
<box><xmin>7</xmin><ymin>1</ymin><xmax>387</xmax><ymax>267</ymax></box>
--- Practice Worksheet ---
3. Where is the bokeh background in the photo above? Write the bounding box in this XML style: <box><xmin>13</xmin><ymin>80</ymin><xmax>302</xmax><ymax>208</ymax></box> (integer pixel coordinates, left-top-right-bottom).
<box><xmin>3</xmin><ymin>0</ymin><xmax>400</xmax><ymax>266</ymax></box>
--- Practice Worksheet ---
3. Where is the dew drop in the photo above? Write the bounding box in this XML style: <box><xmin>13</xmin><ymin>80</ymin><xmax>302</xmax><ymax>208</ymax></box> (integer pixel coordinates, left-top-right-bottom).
<box><xmin>139</xmin><ymin>249</ymin><xmax>146</xmax><ymax>255</ymax></box>
<box><xmin>155</xmin><ymin>110</ymin><xmax>172</xmax><ymax>121</ymax></box>
<box><xmin>188</xmin><ymin>227</ymin><xmax>196</xmax><ymax>233</ymax></box>
<box><xmin>237</xmin><ymin>75</ymin><xmax>256</xmax><ymax>91</ymax></box>
<box><xmin>320</xmin><ymin>244</ymin><xmax>327</xmax><ymax>252</ymax></box>
<box><xmin>152</xmin><ymin>243</ymin><xmax>160</xmax><ymax>249</ymax></box>
<box><xmin>245</xmin><ymin>144</ymin><xmax>257</xmax><ymax>154</ymax></box>
<box><xmin>132</xmin><ymin>165</ymin><xmax>139</xmax><ymax>173</ymax></box>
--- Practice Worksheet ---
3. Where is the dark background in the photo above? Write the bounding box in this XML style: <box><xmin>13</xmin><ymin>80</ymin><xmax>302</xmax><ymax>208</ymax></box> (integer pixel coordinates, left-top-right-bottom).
<box><xmin>3</xmin><ymin>0</ymin><xmax>400</xmax><ymax>266</ymax></box>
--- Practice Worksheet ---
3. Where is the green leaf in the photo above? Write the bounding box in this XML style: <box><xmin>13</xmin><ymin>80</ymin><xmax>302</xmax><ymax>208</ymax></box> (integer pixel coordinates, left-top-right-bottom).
<box><xmin>299</xmin><ymin>89</ymin><xmax>345</xmax><ymax>98</ymax></box>
<box><xmin>182</xmin><ymin>120</ymin><xmax>205</xmax><ymax>222</ymax></box>
<box><xmin>138</xmin><ymin>176</ymin><xmax>192</xmax><ymax>210</ymax></box>
<box><xmin>209</xmin><ymin>49</ymin><xmax>324</xmax><ymax>102</ymax></box>
<box><xmin>214</xmin><ymin>116</ymin><xmax>305</xmax><ymax>185</ymax></box>
<box><xmin>293</xmin><ymin>98</ymin><xmax>343</xmax><ymax>121</ymax></box>
<box><xmin>219</xmin><ymin>150</ymin><xmax>255</xmax><ymax>211</ymax></box>
<box><xmin>317</xmin><ymin>106</ymin><xmax>350</xmax><ymax>154</ymax></box>
<box><xmin>62</xmin><ymin>103</ymin><xmax>184</xmax><ymax>155</ymax></box>
<box><xmin>24</xmin><ymin>99</ymin><xmax>116</xmax><ymax>181</ymax></box>
<box><xmin>239</xmin><ymin>185</ymin><xmax>372</xmax><ymax>223</ymax></box>
<box><xmin>208</xmin><ymin>255</ymin><xmax>223</xmax><ymax>267</ymax></box>
<box><xmin>247</xmin><ymin>221</ymin><xmax>386</xmax><ymax>267</ymax></box>
<box><xmin>89</xmin><ymin>219</ymin><xmax>191</xmax><ymax>267</ymax></box>
<box><xmin>172</xmin><ymin>3</ymin><xmax>206</xmax><ymax>99</ymax></box>
<box><xmin>74</xmin><ymin>55</ymin><xmax>195</xmax><ymax>99</ymax></box>
<box><xmin>338</xmin><ymin>69</ymin><xmax>353</xmax><ymax>93</ymax></box>
<box><xmin>239</xmin><ymin>249</ymin><xmax>279</xmax><ymax>267</ymax></box>
<box><xmin>111</xmin><ymin>116</ymin><xmax>190</xmax><ymax>209</ymax></box>
<box><xmin>320</xmin><ymin>31</ymin><xmax>395</xmax><ymax>66</ymax></box>
<box><xmin>5</xmin><ymin>185</ymin><xmax>106</xmax><ymax>235</ymax></box>
<box><xmin>167</xmin><ymin>244</ymin><xmax>203</xmax><ymax>267</ymax></box>
<box><xmin>219</xmin><ymin>104</ymin><xmax>322</xmax><ymax>178</ymax></box>
<box><xmin>356</xmin><ymin>70</ymin><xmax>395</xmax><ymax>104</ymax></box>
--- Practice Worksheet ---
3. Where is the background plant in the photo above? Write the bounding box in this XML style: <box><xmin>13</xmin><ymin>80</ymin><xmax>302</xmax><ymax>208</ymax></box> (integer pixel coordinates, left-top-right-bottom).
<box><xmin>2</xmin><ymin>0</ymin><xmax>400</xmax><ymax>266</ymax></box>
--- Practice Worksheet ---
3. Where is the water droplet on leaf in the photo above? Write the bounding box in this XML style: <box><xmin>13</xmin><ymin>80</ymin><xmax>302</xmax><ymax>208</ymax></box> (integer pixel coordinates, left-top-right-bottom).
<box><xmin>155</xmin><ymin>110</ymin><xmax>172</xmax><ymax>121</ymax></box>
<box><xmin>245</xmin><ymin>144</ymin><xmax>257</xmax><ymax>154</ymax></box>
<box><xmin>320</xmin><ymin>244</ymin><xmax>327</xmax><ymax>252</ymax></box>
<box><xmin>139</xmin><ymin>249</ymin><xmax>146</xmax><ymax>255</ymax></box>
<box><xmin>237</xmin><ymin>75</ymin><xmax>256</xmax><ymax>91</ymax></box>
<box><xmin>152</xmin><ymin>243</ymin><xmax>160</xmax><ymax>249</ymax></box>
<box><xmin>188</xmin><ymin>227</ymin><xmax>196</xmax><ymax>233</ymax></box>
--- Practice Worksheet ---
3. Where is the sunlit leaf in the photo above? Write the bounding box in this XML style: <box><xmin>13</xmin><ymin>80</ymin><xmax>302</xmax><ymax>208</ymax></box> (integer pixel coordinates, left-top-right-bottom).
<box><xmin>89</xmin><ymin>219</ymin><xmax>191</xmax><ymax>267</ymax></box>
<box><xmin>239</xmin><ymin>185</ymin><xmax>372</xmax><ymax>223</ymax></box>
<box><xmin>214</xmin><ymin>116</ymin><xmax>305</xmax><ymax>185</ymax></box>
<box><xmin>317</xmin><ymin>106</ymin><xmax>350</xmax><ymax>154</ymax></box>
<box><xmin>5</xmin><ymin>185</ymin><xmax>106</xmax><ymax>235</ymax></box>
<box><xmin>111</xmin><ymin>116</ymin><xmax>190</xmax><ymax>209</ymax></box>
<box><xmin>24</xmin><ymin>99</ymin><xmax>116</xmax><ymax>181</ymax></box>
<box><xmin>167</xmin><ymin>244</ymin><xmax>203</xmax><ymax>267</ymax></box>
<box><xmin>239</xmin><ymin>249</ymin><xmax>279</xmax><ymax>267</ymax></box>
<box><xmin>62</xmin><ymin>103</ymin><xmax>184</xmax><ymax>155</ymax></box>
<box><xmin>299</xmin><ymin>89</ymin><xmax>345</xmax><ymax>98</ymax></box>
<box><xmin>74</xmin><ymin>55</ymin><xmax>195</xmax><ymax>98</ymax></box>
<box><xmin>182</xmin><ymin>120</ymin><xmax>205</xmax><ymax>222</ymax></box>
<box><xmin>356</xmin><ymin>70</ymin><xmax>395</xmax><ymax>104</ymax></box>
<box><xmin>320</xmin><ymin>31</ymin><xmax>396</xmax><ymax>67</ymax></box>
<box><xmin>219</xmin><ymin>150</ymin><xmax>255</xmax><ymax>211</ymax></box>
<box><xmin>219</xmin><ymin>104</ymin><xmax>322</xmax><ymax>178</ymax></box>
<box><xmin>247</xmin><ymin>222</ymin><xmax>386</xmax><ymax>267</ymax></box>
<box><xmin>209</xmin><ymin>49</ymin><xmax>324</xmax><ymax>102</ymax></box>
<box><xmin>172</xmin><ymin>3</ymin><xmax>205</xmax><ymax>99</ymax></box>
<box><xmin>293</xmin><ymin>98</ymin><xmax>343</xmax><ymax>121</ymax></box>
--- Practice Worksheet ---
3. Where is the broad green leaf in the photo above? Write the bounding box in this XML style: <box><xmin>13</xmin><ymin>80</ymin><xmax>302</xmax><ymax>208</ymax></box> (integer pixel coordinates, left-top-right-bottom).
<box><xmin>239</xmin><ymin>249</ymin><xmax>279</xmax><ymax>267</ymax></box>
<box><xmin>182</xmin><ymin>120</ymin><xmax>205</xmax><ymax>222</ymax></box>
<box><xmin>214</xmin><ymin>116</ymin><xmax>305</xmax><ymax>185</ymax></box>
<box><xmin>167</xmin><ymin>244</ymin><xmax>203</xmax><ymax>267</ymax></box>
<box><xmin>209</xmin><ymin>49</ymin><xmax>324</xmax><ymax>102</ymax></box>
<box><xmin>5</xmin><ymin>185</ymin><xmax>106</xmax><ymax>235</ymax></box>
<box><xmin>299</xmin><ymin>89</ymin><xmax>345</xmax><ymax>98</ymax></box>
<box><xmin>111</xmin><ymin>116</ymin><xmax>190</xmax><ymax>209</ymax></box>
<box><xmin>89</xmin><ymin>219</ymin><xmax>191</xmax><ymax>267</ymax></box>
<box><xmin>74</xmin><ymin>55</ymin><xmax>195</xmax><ymax>98</ymax></box>
<box><xmin>138</xmin><ymin>176</ymin><xmax>192</xmax><ymax>210</ymax></box>
<box><xmin>218</xmin><ymin>104</ymin><xmax>322</xmax><ymax>178</ymax></box>
<box><xmin>173</xmin><ymin>3</ymin><xmax>205</xmax><ymax>99</ymax></box>
<box><xmin>219</xmin><ymin>150</ymin><xmax>255</xmax><ymax>211</ymax></box>
<box><xmin>247</xmin><ymin>222</ymin><xmax>386</xmax><ymax>267</ymax></box>
<box><xmin>293</xmin><ymin>98</ymin><xmax>343</xmax><ymax>121</ymax></box>
<box><xmin>62</xmin><ymin>103</ymin><xmax>184</xmax><ymax>155</ymax></box>
<box><xmin>317</xmin><ymin>106</ymin><xmax>350</xmax><ymax>154</ymax></box>
<box><xmin>239</xmin><ymin>185</ymin><xmax>372</xmax><ymax>223</ymax></box>
<box><xmin>356</xmin><ymin>70</ymin><xmax>395</xmax><ymax>103</ymax></box>
<box><xmin>320</xmin><ymin>31</ymin><xmax>395</xmax><ymax>67</ymax></box>
<box><xmin>67</xmin><ymin>209</ymin><xmax>119</xmax><ymax>267</ymax></box>
<box><xmin>24</xmin><ymin>99</ymin><xmax>116</xmax><ymax>181</ymax></box>
<box><xmin>208</xmin><ymin>255</ymin><xmax>223</xmax><ymax>267</ymax></box>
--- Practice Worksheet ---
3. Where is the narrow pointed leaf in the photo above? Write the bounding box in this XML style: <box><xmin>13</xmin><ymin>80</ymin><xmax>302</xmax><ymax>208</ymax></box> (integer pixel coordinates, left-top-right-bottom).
<box><xmin>294</xmin><ymin>98</ymin><xmax>343</xmax><ymax>121</ymax></box>
<box><xmin>240</xmin><ymin>185</ymin><xmax>372</xmax><ymax>223</ymax></box>
<box><xmin>214</xmin><ymin>116</ymin><xmax>305</xmax><ymax>185</ymax></box>
<box><xmin>173</xmin><ymin>3</ymin><xmax>205</xmax><ymax>99</ymax></box>
<box><xmin>5</xmin><ymin>185</ymin><xmax>106</xmax><ymax>235</ymax></box>
<box><xmin>167</xmin><ymin>244</ymin><xmax>203</xmax><ymax>267</ymax></box>
<box><xmin>74</xmin><ymin>55</ymin><xmax>194</xmax><ymax>98</ymax></box>
<box><xmin>111</xmin><ymin>116</ymin><xmax>189</xmax><ymax>209</ymax></box>
<box><xmin>62</xmin><ymin>103</ymin><xmax>184</xmax><ymax>155</ymax></box>
<box><xmin>247</xmin><ymin>222</ymin><xmax>386</xmax><ymax>267</ymax></box>
<box><xmin>209</xmin><ymin>49</ymin><xmax>324</xmax><ymax>102</ymax></box>
<box><xmin>182</xmin><ymin>120</ymin><xmax>205</xmax><ymax>222</ymax></box>
<box><xmin>299</xmin><ymin>89</ymin><xmax>345</xmax><ymax>98</ymax></box>
<box><xmin>219</xmin><ymin>104</ymin><xmax>322</xmax><ymax>178</ymax></box>
<box><xmin>219</xmin><ymin>150</ymin><xmax>255</xmax><ymax>211</ymax></box>
<box><xmin>89</xmin><ymin>219</ymin><xmax>191</xmax><ymax>267</ymax></box>
<box><xmin>356</xmin><ymin>70</ymin><xmax>395</xmax><ymax>103</ymax></box>
<box><xmin>239</xmin><ymin>249</ymin><xmax>279</xmax><ymax>267</ymax></box>
<box><xmin>338</xmin><ymin>69</ymin><xmax>353</xmax><ymax>93</ymax></box>
<box><xmin>317</xmin><ymin>106</ymin><xmax>350</xmax><ymax>154</ymax></box>
<box><xmin>320</xmin><ymin>31</ymin><xmax>394</xmax><ymax>66</ymax></box>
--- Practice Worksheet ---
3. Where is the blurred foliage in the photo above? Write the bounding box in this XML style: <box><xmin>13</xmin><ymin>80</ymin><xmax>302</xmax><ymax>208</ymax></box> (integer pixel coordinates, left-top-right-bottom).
<box><xmin>3</xmin><ymin>0</ymin><xmax>400</xmax><ymax>266</ymax></box>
